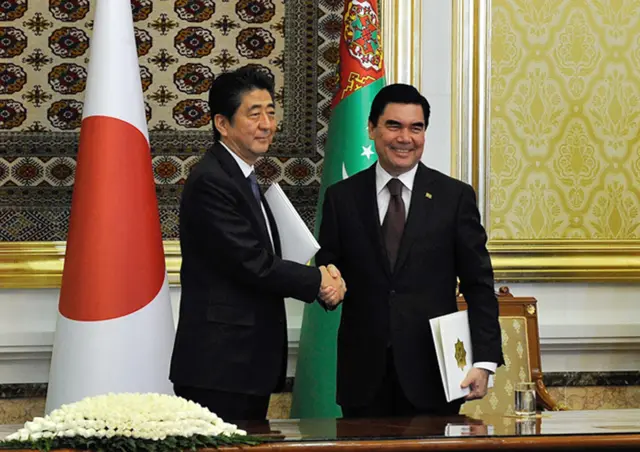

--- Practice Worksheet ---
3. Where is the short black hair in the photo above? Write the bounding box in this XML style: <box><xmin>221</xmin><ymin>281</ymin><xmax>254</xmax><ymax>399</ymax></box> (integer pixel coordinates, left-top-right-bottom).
<box><xmin>368</xmin><ymin>83</ymin><xmax>430</xmax><ymax>128</ymax></box>
<box><xmin>208</xmin><ymin>66</ymin><xmax>275</xmax><ymax>142</ymax></box>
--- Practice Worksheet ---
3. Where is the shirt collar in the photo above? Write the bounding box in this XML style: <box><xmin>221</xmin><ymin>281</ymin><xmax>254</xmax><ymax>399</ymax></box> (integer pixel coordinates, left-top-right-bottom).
<box><xmin>220</xmin><ymin>141</ymin><xmax>254</xmax><ymax>178</ymax></box>
<box><xmin>375</xmin><ymin>162</ymin><xmax>418</xmax><ymax>195</ymax></box>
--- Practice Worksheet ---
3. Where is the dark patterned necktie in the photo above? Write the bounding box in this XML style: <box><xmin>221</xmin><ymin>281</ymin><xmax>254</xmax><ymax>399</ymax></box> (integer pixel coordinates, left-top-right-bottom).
<box><xmin>382</xmin><ymin>178</ymin><xmax>406</xmax><ymax>269</ymax></box>
<box><xmin>247</xmin><ymin>171</ymin><xmax>261</xmax><ymax>204</ymax></box>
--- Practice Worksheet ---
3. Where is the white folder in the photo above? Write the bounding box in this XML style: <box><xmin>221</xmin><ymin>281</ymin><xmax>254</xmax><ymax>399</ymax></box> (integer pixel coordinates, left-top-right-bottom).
<box><xmin>264</xmin><ymin>182</ymin><xmax>320</xmax><ymax>264</ymax></box>
<box><xmin>430</xmin><ymin>310</ymin><xmax>473</xmax><ymax>402</ymax></box>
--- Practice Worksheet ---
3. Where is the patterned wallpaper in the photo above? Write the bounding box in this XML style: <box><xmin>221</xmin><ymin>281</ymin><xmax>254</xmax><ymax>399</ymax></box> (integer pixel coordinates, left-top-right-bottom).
<box><xmin>489</xmin><ymin>0</ymin><xmax>640</xmax><ymax>240</ymax></box>
<box><xmin>0</xmin><ymin>0</ymin><xmax>343</xmax><ymax>241</ymax></box>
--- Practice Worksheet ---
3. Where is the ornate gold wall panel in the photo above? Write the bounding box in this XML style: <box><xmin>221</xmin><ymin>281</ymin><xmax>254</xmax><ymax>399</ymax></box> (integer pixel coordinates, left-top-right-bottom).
<box><xmin>490</xmin><ymin>0</ymin><xmax>640</xmax><ymax>241</ymax></box>
<box><xmin>457</xmin><ymin>0</ymin><xmax>640</xmax><ymax>281</ymax></box>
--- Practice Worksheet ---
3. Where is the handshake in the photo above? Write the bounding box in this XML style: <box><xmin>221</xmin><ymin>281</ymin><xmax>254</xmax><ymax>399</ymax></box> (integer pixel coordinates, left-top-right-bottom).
<box><xmin>318</xmin><ymin>264</ymin><xmax>346</xmax><ymax>309</ymax></box>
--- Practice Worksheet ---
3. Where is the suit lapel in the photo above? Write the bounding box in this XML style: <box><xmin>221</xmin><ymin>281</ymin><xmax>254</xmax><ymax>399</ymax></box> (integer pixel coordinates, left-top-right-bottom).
<box><xmin>357</xmin><ymin>165</ymin><xmax>391</xmax><ymax>278</ymax></box>
<box><xmin>394</xmin><ymin>164</ymin><xmax>436</xmax><ymax>273</ymax></box>
<box><xmin>211</xmin><ymin>144</ymin><xmax>273</xmax><ymax>252</ymax></box>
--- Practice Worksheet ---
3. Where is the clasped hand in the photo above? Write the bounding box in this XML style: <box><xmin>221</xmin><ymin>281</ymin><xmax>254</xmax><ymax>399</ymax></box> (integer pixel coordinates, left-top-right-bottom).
<box><xmin>318</xmin><ymin>264</ymin><xmax>346</xmax><ymax>308</ymax></box>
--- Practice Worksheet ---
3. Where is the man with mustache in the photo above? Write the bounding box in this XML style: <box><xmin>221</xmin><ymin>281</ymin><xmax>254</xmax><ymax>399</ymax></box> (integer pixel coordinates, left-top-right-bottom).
<box><xmin>316</xmin><ymin>83</ymin><xmax>503</xmax><ymax>417</ymax></box>
<box><xmin>170</xmin><ymin>67</ymin><xmax>345</xmax><ymax>421</ymax></box>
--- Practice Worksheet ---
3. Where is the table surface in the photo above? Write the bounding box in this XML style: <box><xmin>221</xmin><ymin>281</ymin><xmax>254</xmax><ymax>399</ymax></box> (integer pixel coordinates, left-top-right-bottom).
<box><xmin>2</xmin><ymin>409</ymin><xmax>640</xmax><ymax>450</ymax></box>
<box><xmin>240</xmin><ymin>409</ymin><xmax>640</xmax><ymax>440</ymax></box>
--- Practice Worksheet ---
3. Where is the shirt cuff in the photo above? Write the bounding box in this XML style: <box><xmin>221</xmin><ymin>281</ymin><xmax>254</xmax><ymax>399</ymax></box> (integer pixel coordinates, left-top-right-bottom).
<box><xmin>473</xmin><ymin>361</ymin><xmax>497</xmax><ymax>374</ymax></box>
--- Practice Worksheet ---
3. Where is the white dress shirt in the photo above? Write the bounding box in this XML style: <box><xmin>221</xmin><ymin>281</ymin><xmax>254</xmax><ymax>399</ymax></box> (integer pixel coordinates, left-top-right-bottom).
<box><xmin>220</xmin><ymin>142</ymin><xmax>274</xmax><ymax>247</ymax></box>
<box><xmin>375</xmin><ymin>163</ymin><xmax>497</xmax><ymax>374</ymax></box>
<box><xmin>375</xmin><ymin>161</ymin><xmax>417</xmax><ymax>223</ymax></box>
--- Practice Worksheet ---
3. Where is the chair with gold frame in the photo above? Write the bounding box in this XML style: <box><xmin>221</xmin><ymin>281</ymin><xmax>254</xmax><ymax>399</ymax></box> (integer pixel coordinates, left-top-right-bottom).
<box><xmin>459</xmin><ymin>286</ymin><xmax>562</xmax><ymax>417</ymax></box>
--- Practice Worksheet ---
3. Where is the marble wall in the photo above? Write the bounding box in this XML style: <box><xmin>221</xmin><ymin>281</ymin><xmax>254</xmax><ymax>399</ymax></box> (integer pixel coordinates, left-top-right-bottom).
<box><xmin>3</xmin><ymin>373</ymin><xmax>640</xmax><ymax>424</ymax></box>
<box><xmin>0</xmin><ymin>393</ymin><xmax>290</xmax><ymax>424</ymax></box>
<box><xmin>3</xmin><ymin>388</ymin><xmax>640</xmax><ymax>425</ymax></box>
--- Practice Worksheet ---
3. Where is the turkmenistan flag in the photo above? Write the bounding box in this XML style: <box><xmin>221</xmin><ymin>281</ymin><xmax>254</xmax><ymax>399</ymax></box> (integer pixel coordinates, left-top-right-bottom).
<box><xmin>291</xmin><ymin>0</ymin><xmax>385</xmax><ymax>419</ymax></box>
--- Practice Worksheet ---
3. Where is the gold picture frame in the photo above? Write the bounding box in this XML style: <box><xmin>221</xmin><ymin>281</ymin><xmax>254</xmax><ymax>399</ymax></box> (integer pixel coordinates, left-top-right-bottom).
<box><xmin>0</xmin><ymin>0</ymin><xmax>422</xmax><ymax>289</ymax></box>
<box><xmin>453</xmin><ymin>0</ymin><xmax>640</xmax><ymax>282</ymax></box>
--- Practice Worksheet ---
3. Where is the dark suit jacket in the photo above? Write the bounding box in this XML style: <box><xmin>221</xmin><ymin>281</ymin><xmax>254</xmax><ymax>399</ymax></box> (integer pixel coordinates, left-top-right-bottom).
<box><xmin>170</xmin><ymin>143</ymin><xmax>321</xmax><ymax>396</ymax></box>
<box><xmin>316</xmin><ymin>162</ymin><xmax>503</xmax><ymax>410</ymax></box>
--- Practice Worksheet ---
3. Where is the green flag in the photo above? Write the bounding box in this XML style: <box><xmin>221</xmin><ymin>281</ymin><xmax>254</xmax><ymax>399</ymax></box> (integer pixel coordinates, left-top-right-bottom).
<box><xmin>291</xmin><ymin>0</ymin><xmax>386</xmax><ymax>418</ymax></box>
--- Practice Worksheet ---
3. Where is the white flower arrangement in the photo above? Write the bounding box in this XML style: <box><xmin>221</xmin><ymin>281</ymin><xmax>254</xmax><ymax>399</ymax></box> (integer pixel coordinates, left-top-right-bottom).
<box><xmin>4</xmin><ymin>393</ymin><xmax>252</xmax><ymax>448</ymax></box>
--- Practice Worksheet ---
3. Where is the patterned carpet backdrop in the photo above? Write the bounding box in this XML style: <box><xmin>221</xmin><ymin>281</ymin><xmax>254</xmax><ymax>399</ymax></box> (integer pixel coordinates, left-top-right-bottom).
<box><xmin>0</xmin><ymin>0</ymin><xmax>344</xmax><ymax>241</ymax></box>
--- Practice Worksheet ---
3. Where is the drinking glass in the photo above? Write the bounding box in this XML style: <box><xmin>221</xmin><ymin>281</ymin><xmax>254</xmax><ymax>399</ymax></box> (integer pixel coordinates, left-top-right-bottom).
<box><xmin>514</xmin><ymin>382</ymin><xmax>536</xmax><ymax>416</ymax></box>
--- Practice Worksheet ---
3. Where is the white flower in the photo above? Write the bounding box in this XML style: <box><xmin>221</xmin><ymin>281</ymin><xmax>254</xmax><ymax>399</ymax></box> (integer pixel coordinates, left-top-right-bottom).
<box><xmin>42</xmin><ymin>420</ymin><xmax>57</xmax><ymax>431</ymax></box>
<box><xmin>25</xmin><ymin>421</ymin><xmax>44</xmax><ymax>433</ymax></box>
<box><xmin>4</xmin><ymin>393</ymin><xmax>247</xmax><ymax>444</ymax></box>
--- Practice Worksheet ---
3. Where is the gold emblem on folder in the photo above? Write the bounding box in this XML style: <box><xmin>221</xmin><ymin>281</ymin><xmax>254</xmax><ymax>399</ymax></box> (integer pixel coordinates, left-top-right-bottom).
<box><xmin>425</xmin><ymin>192</ymin><xmax>432</xmax><ymax>199</ymax></box>
<box><xmin>454</xmin><ymin>338</ymin><xmax>467</xmax><ymax>370</ymax></box>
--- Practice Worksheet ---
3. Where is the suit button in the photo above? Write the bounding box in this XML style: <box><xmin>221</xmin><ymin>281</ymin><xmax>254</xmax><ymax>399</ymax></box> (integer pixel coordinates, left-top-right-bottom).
<box><xmin>390</xmin><ymin>290</ymin><xmax>396</xmax><ymax>297</ymax></box>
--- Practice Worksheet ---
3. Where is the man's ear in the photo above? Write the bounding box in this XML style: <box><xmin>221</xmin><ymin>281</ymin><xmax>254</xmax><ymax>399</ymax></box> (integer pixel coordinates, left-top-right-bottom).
<box><xmin>368</xmin><ymin>120</ymin><xmax>375</xmax><ymax>140</ymax></box>
<box><xmin>214</xmin><ymin>114</ymin><xmax>229</xmax><ymax>138</ymax></box>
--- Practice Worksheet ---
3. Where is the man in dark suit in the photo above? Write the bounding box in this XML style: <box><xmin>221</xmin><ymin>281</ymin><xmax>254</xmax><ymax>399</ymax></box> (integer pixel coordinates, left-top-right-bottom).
<box><xmin>170</xmin><ymin>67</ymin><xmax>345</xmax><ymax>421</ymax></box>
<box><xmin>316</xmin><ymin>83</ymin><xmax>503</xmax><ymax>418</ymax></box>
